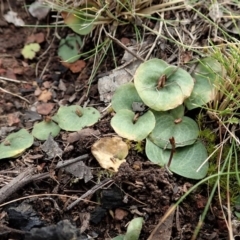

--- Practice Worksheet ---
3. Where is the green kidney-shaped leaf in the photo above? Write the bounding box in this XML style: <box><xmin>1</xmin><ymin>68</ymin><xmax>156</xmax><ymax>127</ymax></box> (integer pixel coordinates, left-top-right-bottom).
<box><xmin>185</xmin><ymin>57</ymin><xmax>225</xmax><ymax>110</ymax></box>
<box><xmin>112</xmin><ymin>83</ymin><xmax>144</xmax><ymax>112</ymax></box>
<box><xmin>63</xmin><ymin>11</ymin><xmax>94</xmax><ymax>36</ymax></box>
<box><xmin>169</xmin><ymin>104</ymin><xmax>185</xmax><ymax>119</ymax></box>
<box><xmin>124</xmin><ymin>217</ymin><xmax>143</xmax><ymax>240</ymax></box>
<box><xmin>0</xmin><ymin>129</ymin><xmax>34</xmax><ymax>159</ymax></box>
<box><xmin>145</xmin><ymin>139</ymin><xmax>208</xmax><ymax>179</ymax></box>
<box><xmin>52</xmin><ymin>105</ymin><xmax>100</xmax><ymax>131</ymax></box>
<box><xmin>149</xmin><ymin>111</ymin><xmax>199</xmax><ymax>149</ymax></box>
<box><xmin>58</xmin><ymin>35</ymin><xmax>82</xmax><ymax>63</ymax></box>
<box><xmin>21</xmin><ymin>43</ymin><xmax>40</xmax><ymax>60</ymax></box>
<box><xmin>32</xmin><ymin>120</ymin><xmax>60</xmax><ymax>140</ymax></box>
<box><xmin>134</xmin><ymin>59</ymin><xmax>194</xmax><ymax>111</ymax></box>
<box><xmin>111</xmin><ymin>109</ymin><xmax>155</xmax><ymax>141</ymax></box>
<box><xmin>112</xmin><ymin>236</ymin><xmax>124</xmax><ymax>240</ymax></box>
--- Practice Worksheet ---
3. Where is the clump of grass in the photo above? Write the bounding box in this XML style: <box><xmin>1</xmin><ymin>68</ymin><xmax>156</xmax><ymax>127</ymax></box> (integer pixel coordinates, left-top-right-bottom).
<box><xmin>43</xmin><ymin>0</ymin><xmax>189</xmax><ymax>96</ymax></box>
<box><xmin>193</xmin><ymin>40</ymin><xmax>240</xmax><ymax>239</ymax></box>
<box><xmin>45</xmin><ymin>0</ymin><xmax>186</xmax><ymax>25</ymax></box>
<box><xmin>207</xmin><ymin>42</ymin><xmax>240</xmax><ymax>117</ymax></box>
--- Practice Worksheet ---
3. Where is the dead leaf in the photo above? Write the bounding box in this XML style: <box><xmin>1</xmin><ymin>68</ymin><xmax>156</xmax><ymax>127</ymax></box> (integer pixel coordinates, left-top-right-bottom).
<box><xmin>180</xmin><ymin>51</ymin><xmax>192</xmax><ymax>64</ymax></box>
<box><xmin>34</xmin><ymin>87</ymin><xmax>42</xmax><ymax>97</ymax></box>
<box><xmin>38</xmin><ymin>90</ymin><xmax>52</xmax><ymax>102</ymax></box>
<box><xmin>61</xmin><ymin>60</ymin><xmax>86</xmax><ymax>73</ymax></box>
<box><xmin>5</xmin><ymin>69</ymin><xmax>16</xmax><ymax>80</ymax></box>
<box><xmin>147</xmin><ymin>205</ymin><xmax>175</xmax><ymax>240</ymax></box>
<box><xmin>42</xmin><ymin>81</ymin><xmax>51</xmax><ymax>89</ymax></box>
<box><xmin>21</xmin><ymin>61</ymin><xmax>29</xmax><ymax>68</ymax></box>
<box><xmin>7</xmin><ymin>112</ymin><xmax>20</xmax><ymax>126</ymax></box>
<box><xmin>98</xmin><ymin>45</ymin><xmax>143</xmax><ymax>103</ymax></box>
<box><xmin>28</xmin><ymin>1</ymin><xmax>50</xmax><ymax>20</ymax></box>
<box><xmin>58</xmin><ymin>80</ymin><xmax>66</xmax><ymax>92</ymax></box>
<box><xmin>12</xmin><ymin>66</ymin><xmax>25</xmax><ymax>75</ymax></box>
<box><xmin>67</xmin><ymin>128</ymin><xmax>100</xmax><ymax>143</ymax></box>
<box><xmin>0</xmin><ymin>126</ymin><xmax>16</xmax><ymax>138</ymax></box>
<box><xmin>34</xmin><ymin>32</ymin><xmax>45</xmax><ymax>43</ymax></box>
<box><xmin>79</xmin><ymin>212</ymin><xmax>90</xmax><ymax>233</ymax></box>
<box><xmin>69</xmin><ymin>60</ymin><xmax>86</xmax><ymax>73</ymax></box>
<box><xmin>115</xmin><ymin>208</ymin><xmax>128</xmax><ymax>220</ymax></box>
<box><xmin>1</xmin><ymin>57</ymin><xmax>19</xmax><ymax>69</ymax></box>
<box><xmin>91</xmin><ymin>137</ymin><xmax>128</xmax><ymax>172</ymax></box>
<box><xmin>121</xmin><ymin>37</ymin><xmax>131</xmax><ymax>46</ymax></box>
<box><xmin>64</xmin><ymin>161</ymin><xmax>93</xmax><ymax>183</ymax></box>
<box><xmin>209</xmin><ymin>2</ymin><xmax>223</xmax><ymax>22</ymax></box>
<box><xmin>0</xmin><ymin>68</ymin><xmax>6</xmax><ymax>74</ymax></box>
<box><xmin>23</xmin><ymin>110</ymin><xmax>42</xmax><ymax>122</ymax></box>
<box><xmin>41</xmin><ymin>134</ymin><xmax>63</xmax><ymax>160</ymax></box>
<box><xmin>27</xmin><ymin>32</ymin><xmax>45</xmax><ymax>44</ymax></box>
<box><xmin>195</xmin><ymin>194</ymin><xmax>207</xmax><ymax>209</ymax></box>
<box><xmin>36</xmin><ymin>162</ymin><xmax>46</xmax><ymax>171</ymax></box>
<box><xmin>3</xmin><ymin>11</ymin><xmax>25</xmax><ymax>26</ymax></box>
<box><xmin>36</xmin><ymin>102</ymin><xmax>55</xmax><ymax>115</ymax></box>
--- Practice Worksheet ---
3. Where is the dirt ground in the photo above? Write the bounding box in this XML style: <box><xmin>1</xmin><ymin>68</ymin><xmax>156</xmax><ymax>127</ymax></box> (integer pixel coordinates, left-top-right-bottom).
<box><xmin>0</xmin><ymin>1</ymin><xmax>238</xmax><ymax>240</ymax></box>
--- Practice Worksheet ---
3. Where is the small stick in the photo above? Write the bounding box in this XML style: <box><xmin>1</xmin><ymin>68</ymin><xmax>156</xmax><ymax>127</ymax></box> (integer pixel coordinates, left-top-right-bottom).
<box><xmin>0</xmin><ymin>87</ymin><xmax>30</xmax><ymax>103</ymax></box>
<box><xmin>0</xmin><ymin>76</ymin><xmax>28</xmax><ymax>84</ymax></box>
<box><xmin>104</xmin><ymin>30</ymin><xmax>145</xmax><ymax>62</ymax></box>
<box><xmin>0</xmin><ymin>154</ymin><xmax>95</xmax><ymax>206</ymax></box>
<box><xmin>55</xmin><ymin>154</ymin><xmax>89</xmax><ymax>169</ymax></box>
<box><xmin>0</xmin><ymin>224</ymin><xmax>26</xmax><ymax>234</ymax></box>
<box><xmin>0</xmin><ymin>167</ymin><xmax>49</xmax><ymax>204</ymax></box>
<box><xmin>66</xmin><ymin>178</ymin><xmax>113</xmax><ymax>211</ymax></box>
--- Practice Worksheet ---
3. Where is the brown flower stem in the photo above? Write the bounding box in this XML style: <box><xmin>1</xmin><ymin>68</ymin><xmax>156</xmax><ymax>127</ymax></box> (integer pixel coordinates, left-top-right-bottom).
<box><xmin>167</xmin><ymin>137</ymin><xmax>176</xmax><ymax>168</ymax></box>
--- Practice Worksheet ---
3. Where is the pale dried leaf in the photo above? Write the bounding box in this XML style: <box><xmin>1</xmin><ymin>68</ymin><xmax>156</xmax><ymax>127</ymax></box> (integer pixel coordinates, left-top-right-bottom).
<box><xmin>209</xmin><ymin>3</ymin><xmax>223</xmax><ymax>22</ymax></box>
<box><xmin>29</xmin><ymin>1</ymin><xmax>50</xmax><ymax>20</ymax></box>
<box><xmin>3</xmin><ymin>11</ymin><xmax>25</xmax><ymax>26</ymax></box>
<box><xmin>91</xmin><ymin>137</ymin><xmax>128</xmax><ymax>172</ymax></box>
<box><xmin>114</xmin><ymin>208</ymin><xmax>128</xmax><ymax>220</ymax></box>
<box><xmin>79</xmin><ymin>212</ymin><xmax>90</xmax><ymax>233</ymax></box>
<box><xmin>98</xmin><ymin>46</ymin><xmax>141</xmax><ymax>103</ymax></box>
<box><xmin>7</xmin><ymin>112</ymin><xmax>21</xmax><ymax>126</ymax></box>
<box><xmin>38</xmin><ymin>90</ymin><xmax>52</xmax><ymax>102</ymax></box>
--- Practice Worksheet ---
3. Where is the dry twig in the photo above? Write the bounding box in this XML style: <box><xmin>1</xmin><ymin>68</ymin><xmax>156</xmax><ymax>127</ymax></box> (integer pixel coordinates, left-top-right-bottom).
<box><xmin>66</xmin><ymin>178</ymin><xmax>113</xmax><ymax>211</ymax></box>
<box><xmin>0</xmin><ymin>167</ymin><xmax>49</xmax><ymax>204</ymax></box>
<box><xmin>0</xmin><ymin>87</ymin><xmax>30</xmax><ymax>103</ymax></box>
